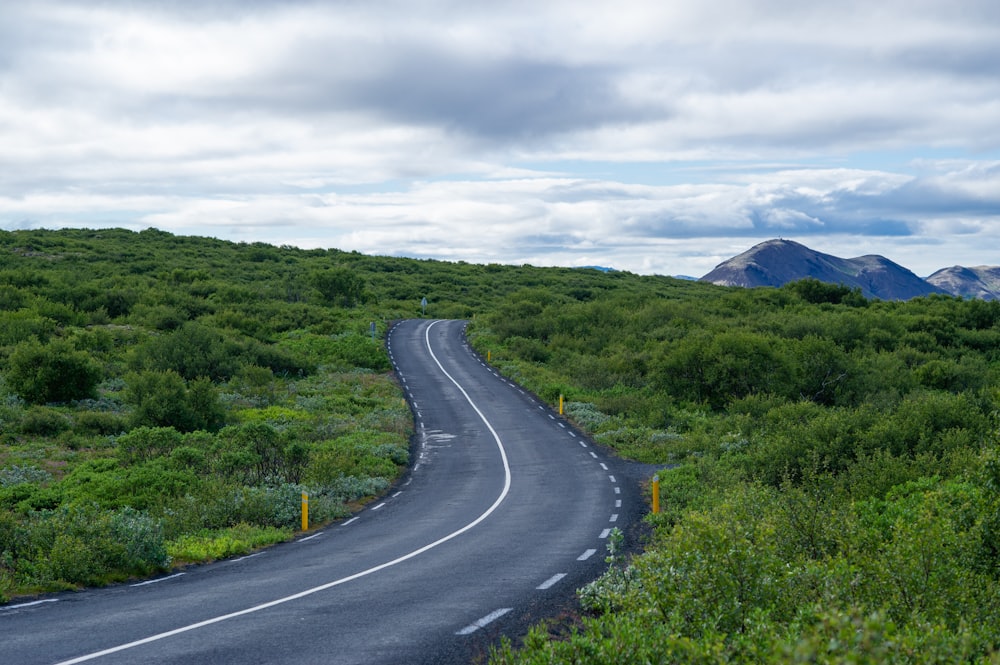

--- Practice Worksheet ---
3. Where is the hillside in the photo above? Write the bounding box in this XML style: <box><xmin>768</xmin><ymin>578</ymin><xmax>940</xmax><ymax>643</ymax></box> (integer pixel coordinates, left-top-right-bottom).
<box><xmin>926</xmin><ymin>265</ymin><xmax>1000</xmax><ymax>301</ymax></box>
<box><xmin>699</xmin><ymin>238</ymin><xmax>944</xmax><ymax>300</ymax></box>
<box><xmin>4</xmin><ymin>227</ymin><xmax>1000</xmax><ymax>663</ymax></box>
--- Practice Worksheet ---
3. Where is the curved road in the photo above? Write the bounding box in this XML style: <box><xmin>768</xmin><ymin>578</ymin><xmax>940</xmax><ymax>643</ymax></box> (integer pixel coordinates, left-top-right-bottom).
<box><xmin>0</xmin><ymin>319</ymin><xmax>644</xmax><ymax>665</ymax></box>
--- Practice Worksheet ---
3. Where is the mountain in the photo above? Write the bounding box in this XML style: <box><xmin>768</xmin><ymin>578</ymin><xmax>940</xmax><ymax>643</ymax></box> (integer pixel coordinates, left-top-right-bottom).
<box><xmin>925</xmin><ymin>266</ymin><xmax>1000</xmax><ymax>301</ymax></box>
<box><xmin>699</xmin><ymin>239</ymin><xmax>945</xmax><ymax>300</ymax></box>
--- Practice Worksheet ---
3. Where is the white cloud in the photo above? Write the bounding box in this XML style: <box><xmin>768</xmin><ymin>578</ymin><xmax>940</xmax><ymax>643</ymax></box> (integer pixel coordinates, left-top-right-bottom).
<box><xmin>1</xmin><ymin>0</ymin><xmax>999</xmax><ymax>279</ymax></box>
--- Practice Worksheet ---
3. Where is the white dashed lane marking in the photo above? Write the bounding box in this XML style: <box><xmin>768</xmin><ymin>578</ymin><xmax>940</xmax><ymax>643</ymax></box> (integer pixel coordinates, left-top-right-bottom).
<box><xmin>536</xmin><ymin>573</ymin><xmax>567</xmax><ymax>590</ymax></box>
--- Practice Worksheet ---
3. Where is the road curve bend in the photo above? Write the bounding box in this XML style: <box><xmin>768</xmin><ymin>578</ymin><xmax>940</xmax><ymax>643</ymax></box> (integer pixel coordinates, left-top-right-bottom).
<box><xmin>0</xmin><ymin>319</ymin><xmax>643</xmax><ymax>665</ymax></box>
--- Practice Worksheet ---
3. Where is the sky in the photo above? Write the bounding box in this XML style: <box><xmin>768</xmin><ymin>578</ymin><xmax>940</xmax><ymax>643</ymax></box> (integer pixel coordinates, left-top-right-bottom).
<box><xmin>2</xmin><ymin>0</ymin><xmax>999</xmax><ymax>278</ymax></box>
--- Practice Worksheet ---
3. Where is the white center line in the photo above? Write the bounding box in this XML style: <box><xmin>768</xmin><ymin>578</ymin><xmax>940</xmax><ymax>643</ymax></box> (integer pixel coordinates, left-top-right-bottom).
<box><xmin>536</xmin><ymin>573</ymin><xmax>567</xmax><ymax>590</ymax></box>
<box><xmin>615</xmin><ymin>499</ymin><xmax>622</xmax><ymax>508</ymax></box>
<box><xmin>614</xmin><ymin>487</ymin><xmax>621</xmax><ymax>494</ymax></box>
<box><xmin>599</xmin><ymin>463</ymin><xmax>608</xmax><ymax>470</ymax></box>
<box><xmin>599</xmin><ymin>528</ymin><xmax>611</xmax><ymax>539</ymax></box>
<box><xmin>392</xmin><ymin>491</ymin><xmax>403</xmax><ymax>498</ymax></box>
<box><xmin>608</xmin><ymin>475</ymin><xmax>616</xmax><ymax>483</ymax></box>
<box><xmin>456</xmin><ymin>607</ymin><xmax>513</xmax><ymax>635</ymax></box>
<box><xmin>589</xmin><ymin>452</ymin><xmax>598</xmax><ymax>459</ymax></box>
<box><xmin>610</xmin><ymin>514</ymin><xmax>618</xmax><ymax>522</ymax></box>
<box><xmin>341</xmin><ymin>517</ymin><xmax>360</xmax><ymax>526</ymax></box>
<box><xmin>577</xmin><ymin>549</ymin><xmax>597</xmax><ymax>561</ymax></box>
<box><xmin>370</xmin><ymin>502</ymin><xmax>386</xmax><ymax>511</ymax></box>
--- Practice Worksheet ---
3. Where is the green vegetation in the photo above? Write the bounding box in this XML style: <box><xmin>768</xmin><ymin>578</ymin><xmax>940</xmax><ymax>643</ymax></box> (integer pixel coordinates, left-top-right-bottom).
<box><xmin>3</xmin><ymin>228</ymin><xmax>1000</xmax><ymax>663</ymax></box>
<box><xmin>470</xmin><ymin>278</ymin><xmax>1000</xmax><ymax>663</ymax></box>
<box><xmin>0</xmin><ymin>227</ymin><xmax>669</xmax><ymax>601</ymax></box>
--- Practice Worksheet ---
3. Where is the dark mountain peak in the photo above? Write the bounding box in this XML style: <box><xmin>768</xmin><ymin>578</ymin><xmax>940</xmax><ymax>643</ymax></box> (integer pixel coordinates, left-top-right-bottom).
<box><xmin>699</xmin><ymin>239</ymin><xmax>944</xmax><ymax>300</ymax></box>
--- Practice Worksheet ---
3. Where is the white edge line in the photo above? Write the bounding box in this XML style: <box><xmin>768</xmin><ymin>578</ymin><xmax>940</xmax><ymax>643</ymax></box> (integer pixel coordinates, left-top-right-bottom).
<box><xmin>2</xmin><ymin>598</ymin><xmax>60</xmax><ymax>611</ymax></box>
<box><xmin>130</xmin><ymin>573</ymin><xmax>185</xmax><ymax>588</ymax></box>
<box><xmin>456</xmin><ymin>607</ymin><xmax>513</xmax><ymax>635</ymax></box>
<box><xmin>54</xmin><ymin>320</ymin><xmax>514</xmax><ymax>665</ymax></box>
<box><xmin>297</xmin><ymin>532</ymin><xmax>323</xmax><ymax>542</ymax></box>
<box><xmin>231</xmin><ymin>552</ymin><xmax>264</xmax><ymax>563</ymax></box>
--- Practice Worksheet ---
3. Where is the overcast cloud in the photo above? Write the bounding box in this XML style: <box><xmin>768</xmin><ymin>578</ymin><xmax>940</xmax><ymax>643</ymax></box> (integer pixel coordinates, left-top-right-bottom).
<box><xmin>2</xmin><ymin>0</ymin><xmax>999</xmax><ymax>277</ymax></box>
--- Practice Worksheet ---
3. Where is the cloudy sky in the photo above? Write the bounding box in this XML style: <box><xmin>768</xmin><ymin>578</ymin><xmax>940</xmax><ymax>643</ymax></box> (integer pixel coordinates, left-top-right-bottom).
<box><xmin>2</xmin><ymin>1</ymin><xmax>999</xmax><ymax>277</ymax></box>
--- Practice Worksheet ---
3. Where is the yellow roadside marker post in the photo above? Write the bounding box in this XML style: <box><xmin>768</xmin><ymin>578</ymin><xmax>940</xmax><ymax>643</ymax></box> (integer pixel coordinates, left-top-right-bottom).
<box><xmin>301</xmin><ymin>491</ymin><xmax>309</xmax><ymax>531</ymax></box>
<box><xmin>651</xmin><ymin>475</ymin><xmax>660</xmax><ymax>514</ymax></box>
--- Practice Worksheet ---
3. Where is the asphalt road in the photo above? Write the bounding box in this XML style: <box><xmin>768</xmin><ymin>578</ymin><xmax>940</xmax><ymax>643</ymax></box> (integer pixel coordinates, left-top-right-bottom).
<box><xmin>0</xmin><ymin>319</ymin><xmax>645</xmax><ymax>665</ymax></box>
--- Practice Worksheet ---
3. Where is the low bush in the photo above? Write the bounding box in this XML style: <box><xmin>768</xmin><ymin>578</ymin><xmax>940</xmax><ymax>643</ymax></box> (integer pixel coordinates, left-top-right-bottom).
<box><xmin>19</xmin><ymin>406</ymin><xmax>71</xmax><ymax>436</ymax></box>
<box><xmin>166</xmin><ymin>523</ymin><xmax>292</xmax><ymax>563</ymax></box>
<box><xmin>13</xmin><ymin>505</ymin><xmax>169</xmax><ymax>588</ymax></box>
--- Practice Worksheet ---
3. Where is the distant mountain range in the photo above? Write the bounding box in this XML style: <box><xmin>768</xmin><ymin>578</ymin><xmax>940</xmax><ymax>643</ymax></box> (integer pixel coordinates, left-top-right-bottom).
<box><xmin>699</xmin><ymin>239</ymin><xmax>1000</xmax><ymax>301</ymax></box>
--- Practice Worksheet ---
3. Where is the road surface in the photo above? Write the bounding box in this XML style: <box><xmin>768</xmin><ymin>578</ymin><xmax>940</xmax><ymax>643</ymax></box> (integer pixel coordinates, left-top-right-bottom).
<box><xmin>0</xmin><ymin>319</ymin><xmax>643</xmax><ymax>665</ymax></box>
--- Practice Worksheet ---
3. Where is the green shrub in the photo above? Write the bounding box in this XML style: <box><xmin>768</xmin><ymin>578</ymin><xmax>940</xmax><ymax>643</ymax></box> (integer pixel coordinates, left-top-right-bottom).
<box><xmin>75</xmin><ymin>410</ymin><xmax>127</xmax><ymax>435</ymax></box>
<box><xmin>116</xmin><ymin>426</ymin><xmax>184</xmax><ymax>465</ymax></box>
<box><xmin>131</xmin><ymin>321</ymin><xmax>234</xmax><ymax>381</ymax></box>
<box><xmin>124</xmin><ymin>371</ymin><xmax>224</xmax><ymax>432</ymax></box>
<box><xmin>29</xmin><ymin>505</ymin><xmax>169</xmax><ymax>587</ymax></box>
<box><xmin>60</xmin><ymin>459</ymin><xmax>200</xmax><ymax>511</ymax></box>
<box><xmin>0</xmin><ymin>310</ymin><xmax>56</xmax><ymax>345</ymax></box>
<box><xmin>19</xmin><ymin>406</ymin><xmax>72</xmax><ymax>436</ymax></box>
<box><xmin>7</xmin><ymin>338</ymin><xmax>101</xmax><ymax>404</ymax></box>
